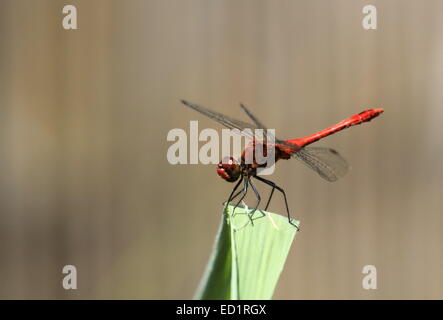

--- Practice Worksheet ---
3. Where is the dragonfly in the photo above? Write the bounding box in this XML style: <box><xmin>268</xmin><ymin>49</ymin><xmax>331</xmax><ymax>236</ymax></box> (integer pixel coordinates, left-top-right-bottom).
<box><xmin>181</xmin><ymin>100</ymin><xmax>384</xmax><ymax>229</ymax></box>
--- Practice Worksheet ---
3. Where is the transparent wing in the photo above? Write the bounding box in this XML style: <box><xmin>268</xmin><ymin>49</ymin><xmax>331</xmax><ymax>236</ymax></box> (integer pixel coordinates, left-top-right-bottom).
<box><xmin>294</xmin><ymin>147</ymin><xmax>349</xmax><ymax>182</ymax></box>
<box><xmin>239</xmin><ymin>103</ymin><xmax>268</xmax><ymax>129</ymax></box>
<box><xmin>238</xmin><ymin>103</ymin><xmax>299</xmax><ymax>148</ymax></box>
<box><xmin>181</xmin><ymin>100</ymin><xmax>258</xmax><ymax>131</ymax></box>
<box><xmin>182</xmin><ymin>100</ymin><xmax>277</xmax><ymax>142</ymax></box>
<box><xmin>182</xmin><ymin>100</ymin><xmax>298</xmax><ymax>149</ymax></box>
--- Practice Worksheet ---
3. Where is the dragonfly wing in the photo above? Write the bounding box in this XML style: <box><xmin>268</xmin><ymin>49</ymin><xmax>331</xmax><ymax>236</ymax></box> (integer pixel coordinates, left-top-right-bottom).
<box><xmin>181</xmin><ymin>100</ymin><xmax>257</xmax><ymax>131</ymax></box>
<box><xmin>183</xmin><ymin>100</ymin><xmax>294</xmax><ymax>148</ymax></box>
<box><xmin>239</xmin><ymin>103</ymin><xmax>268</xmax><ymax>129</ymax></box>
<box><xmin>239</xmin><ymin>103</ymin><xmax>288</xmax><ymax>146</ymax></box>
<box><xmin>294</xmin><ymin>147</ymin><xmax>349</xmax><ymax>182</ymax></box>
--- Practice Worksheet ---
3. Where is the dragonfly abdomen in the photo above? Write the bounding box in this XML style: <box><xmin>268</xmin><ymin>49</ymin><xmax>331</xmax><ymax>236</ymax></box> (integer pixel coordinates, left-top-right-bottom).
<box><xmin>286</xmin><ymin>108</ymin><xmax>383</xmax><ymax>148</ymax></box>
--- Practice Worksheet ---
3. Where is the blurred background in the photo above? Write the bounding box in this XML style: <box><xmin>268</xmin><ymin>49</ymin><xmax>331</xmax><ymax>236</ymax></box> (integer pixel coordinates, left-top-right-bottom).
<box><xmin>0</xmin><ymin>0</ymin><xmax>442</xmax><ymax>299</ymax></box>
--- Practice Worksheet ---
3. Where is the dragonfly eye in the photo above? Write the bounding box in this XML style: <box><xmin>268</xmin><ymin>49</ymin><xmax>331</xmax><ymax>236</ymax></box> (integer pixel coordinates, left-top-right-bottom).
<box><xmin>217</xmin><ymin>157</ymin><xmax>241</xmax><ymax>182</ymax></box>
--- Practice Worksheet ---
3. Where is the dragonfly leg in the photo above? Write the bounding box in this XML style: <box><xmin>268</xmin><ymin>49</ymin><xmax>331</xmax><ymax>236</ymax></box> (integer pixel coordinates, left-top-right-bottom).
<box><xmin>231</xmin><ymin>177</ymin><xmax>249</xmax><ymax>218</ymax></box>
<box><xmin>247</xmin><ymin>178</ymin><xmax>261</xmax><ymax>226</ymax></box>
<box><xmin>224</xmin><ymin>175</ymin><xmax>244</xmax><ymax>210</ymax></box>
<box><xmin>254</xmin><ymin>175</ymin><xmax>299</xmax><ymax>231</ymax></box>
<box><xmin>264</xmin><ymin>184</ymin><xmax>275</xmax><ymax>211</ymax></box>
<box><xmin>254</xmin><ymin>175</ymin><xmax>276</xmax><ymax>211</ymax></box>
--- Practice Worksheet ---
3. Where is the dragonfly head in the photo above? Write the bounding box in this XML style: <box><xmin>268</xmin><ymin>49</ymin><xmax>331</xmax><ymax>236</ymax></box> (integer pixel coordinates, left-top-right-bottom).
<box><xmin>217</xmin><ymin>156</ymin><xmax>241</xmax><ymax>182</ymax></box>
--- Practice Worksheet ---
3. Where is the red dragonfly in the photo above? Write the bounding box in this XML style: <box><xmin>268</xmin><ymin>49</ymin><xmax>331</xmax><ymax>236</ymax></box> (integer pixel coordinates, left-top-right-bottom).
<box><xmin>181</xmin><ymin>100</ymin><xmax>383</xmax><ymax>229</ymax></box>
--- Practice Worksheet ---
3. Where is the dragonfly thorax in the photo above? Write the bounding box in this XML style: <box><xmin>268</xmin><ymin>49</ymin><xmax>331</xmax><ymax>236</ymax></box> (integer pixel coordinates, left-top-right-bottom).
<box><xmin>217</xmin><ymin>156</ymin><xmax>242</xmax><ymax>182</ymax></box>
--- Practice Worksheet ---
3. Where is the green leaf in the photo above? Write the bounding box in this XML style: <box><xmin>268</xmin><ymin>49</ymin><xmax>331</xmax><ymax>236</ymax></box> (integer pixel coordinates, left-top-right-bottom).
<box><xmin>195</xmin><ymin>204</ymin><xmax>299</xmax><ymax>300</ymax></box>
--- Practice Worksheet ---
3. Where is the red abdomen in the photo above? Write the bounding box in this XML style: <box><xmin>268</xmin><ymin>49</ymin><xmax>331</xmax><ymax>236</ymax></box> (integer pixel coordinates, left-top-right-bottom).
<box><xmin>286</xmin><ymin>108</ymin><xmax>384</xmax><ymax>148</ymax></box>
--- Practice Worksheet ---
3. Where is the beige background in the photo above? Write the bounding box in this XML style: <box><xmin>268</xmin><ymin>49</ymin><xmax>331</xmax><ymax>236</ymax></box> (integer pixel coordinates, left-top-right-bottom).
<box><xmin>0</xmin><ymin>0</ymin><xmax>442</xmax><ymax>299</ymax></box>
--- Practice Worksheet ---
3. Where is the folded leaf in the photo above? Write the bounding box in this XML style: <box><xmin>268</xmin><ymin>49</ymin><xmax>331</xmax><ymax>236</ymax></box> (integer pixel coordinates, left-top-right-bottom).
<box><xmin>195</xmin><ymin>205</ymin><xmax>299</xmax><ymax>300</ymax></box>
